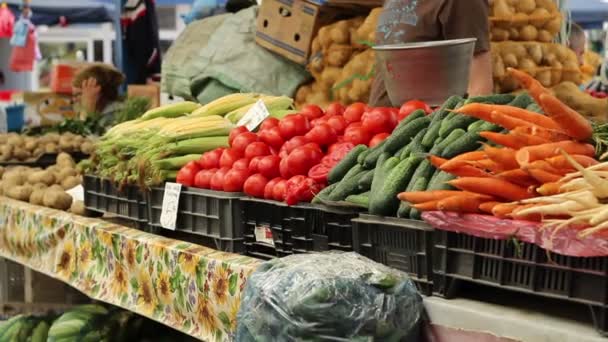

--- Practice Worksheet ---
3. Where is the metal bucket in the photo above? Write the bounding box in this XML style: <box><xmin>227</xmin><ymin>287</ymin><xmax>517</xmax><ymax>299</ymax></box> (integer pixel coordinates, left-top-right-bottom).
<box><xmin>374</xmin><ymin>38</ymin><xmax>477</xmax><ymax>107</ymax></box>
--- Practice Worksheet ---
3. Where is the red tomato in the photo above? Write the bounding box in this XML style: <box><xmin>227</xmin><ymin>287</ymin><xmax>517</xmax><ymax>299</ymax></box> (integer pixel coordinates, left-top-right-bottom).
<box><xmin>326</xmin><ymin>115</ymin><xmax>347</xmax><ymax>134</ymax></box>
<box><xmin>399</xmin><ymin>100</ymin><xmax>432</xmax><ymax>120</ymax></box>
<box><xmin>369</xmin><ymin>132</ymin><xmax>390</xmax><ymax>147</ymax></box>
<box><xmin>194</xmin><ymin>169</ymin><xmax>216</xmax><ymax>189</ymax></box>
<box><xmin>278</xmin><ymin>114</ymin><xmax>310</xmax><ymax>140</ymax></box>
<box><xmin>343</xmin><ymin>102</ymin><xmax>367</xmax><ymax>124</ymax></box>
<box><xmin>362</xmin><ymin>108</ymin><xmax>397</xmax><ymax>134</ymax></box>
<box><xmin>176</xmin><ymin>163</ymin><xmax>200</xmax><ymax>187</ymax></box>
<box><xmin>229</xmin><ymin>127</ymin><xmax>249</xmax><ymax>146</ymax></box>
<box><xmin>344</xmin><ymin>126</ymin><xmax>371</xmax><ymax>145</ymax></box>
<box><xmin>231</xmin><ymin>132</ymin><xmax>258</xmax><ymax>152</ymax></box>
<box><xmin>244</xmin><ymin>174</ymin><xmax>268</xmax><ymax>198</ymax></box>
<box><xmin>279</xmin><ymin>157</ymin><xmax>291</xmax><ymax>178</ymax></box>
<box><xmin>300</xmin><ymin>104</ymin><xmax>324</xmax><ymax>120</ymax></box>
<box><xmin>308</xmin><ymin>163</ymin><xmax>330</xmax><ymax>183</ymax></box>
<box><xmin>273</xmin><ymin>179</ymin><xmax>287</xmax><ymax>201</ymax></box>
<box><xmin>210</xmin><ymin>167</ymin><xmax>230</xmax><ymax>191</ymax></box>
<box><xmin>282</xmin><ymin>136</ymin><xmax>308</xmax><ymax>155</ymax></box>
<box><xmin>259</xmin><ymin>117</ymin><xmax>280</xmax><ymax>131</ymax></box>
<box><xmin>326</xmin><ymin>102</ymin><xmax>345</xmax><ymax>116</ymax></box>
<box><xmin>304</xmin><ymin>123</ymin><xmax>336</xmax><ymax>146</ymax></box>
<box><xmin>232</xmin><ymin>158</ymin><xmax>250</xmax><ymax>171</ymax></box>
<box><xmin>285</xmin><ymin>175</ymin><xmax>322</xmax><ymax>205</ymax></box>
<box><xmin>302</xmin><ymin>142</ymin><xmax>323</xmax><ymax>153</ymax></box>
<box><xmin>258</xmin><ymin>126</ymin><xmax>285</xmax><ymax>148</ymax></box>
<box><xmin>219</xmin><ymin>149</ymin><xmax>242</xmax><ymax>168</ymax></box>
<box><xmin>264</xmin><ymin>178</ymin><xmax>281</xmax><ymax>199</ymax></box>
<box><xmin>199</xmin><ymin>148</ymin><xmax>225</xmax><ymax>169</ymax></box>
<box><xmin>287</xmin><ymin>145</ymin><xmax>323</xmax><ymax>176</ymax></box>
<box><xmin>347</xmin><ymin>122</ymin><xmax>362</xmax><ymax>130</ymax></box>
<box><xmin>327</xmin><ymin>142</ymin><xmax>354</xmax><ymax>155</ymax></box>
<box><xmin>256</xmin><ymin>155</ymin><xmax>281</xmax><ymax>179</ymax></box>
<box><xmin>245</xmin><ymin>142</ymin><xmax>271</xmax><ymax>160</ymax></box>
<box><xmin>248</xmin><ymin>156</ymin><xmax>264</xmax><ymax>174</ymax></box>
<box><xmin>311</xmin><ymin>115</ymin><xmax>330</xmax><ymax>127</ymax></box>
<box><xmin>223</xmin><ymin>168</ymin><xmax>250</xmax><ymax>192</ymax></box>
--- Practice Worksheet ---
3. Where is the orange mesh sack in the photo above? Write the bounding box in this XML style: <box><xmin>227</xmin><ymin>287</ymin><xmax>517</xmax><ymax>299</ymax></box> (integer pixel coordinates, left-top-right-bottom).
<box><xmin>489</xmin><ymin>0</ymin><xmax>562</xmax><ymax>42</ymax></box>
<box><xmin>492</xmin><ymin>41</ymin><xmax>582</xmax><ymax>93</ymax></box>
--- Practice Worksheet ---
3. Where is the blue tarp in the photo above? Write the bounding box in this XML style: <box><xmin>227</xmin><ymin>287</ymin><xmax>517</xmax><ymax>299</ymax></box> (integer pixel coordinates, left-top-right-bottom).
<box><xmin>568</xmin><ymin>0</ymin><xmax>608</xmax><ymax>29</ymax></box>
<box><xmin>5</xmin><ymin>0</ymin><xmax>115</xmax><ymax>25</ymax></box>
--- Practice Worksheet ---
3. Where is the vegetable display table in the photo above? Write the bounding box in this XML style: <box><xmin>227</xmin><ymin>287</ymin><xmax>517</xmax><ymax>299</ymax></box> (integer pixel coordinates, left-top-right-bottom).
<box><xmin>0</xmin><ymin>197</ymin><xmax>261</xmax><ymax>341</ymax></box>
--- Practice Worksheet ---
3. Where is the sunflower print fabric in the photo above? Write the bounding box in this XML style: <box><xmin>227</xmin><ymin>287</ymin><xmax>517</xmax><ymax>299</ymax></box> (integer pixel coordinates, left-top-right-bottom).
<box><xmin>0</xmin><ymin>197</ymin><xmax>261</xmax><ymax>341</ymax></box>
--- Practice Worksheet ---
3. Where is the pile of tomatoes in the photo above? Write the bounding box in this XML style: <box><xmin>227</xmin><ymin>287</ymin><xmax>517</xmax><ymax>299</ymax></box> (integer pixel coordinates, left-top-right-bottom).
<box><xmin>176</xmin><ymin>100</ymin><xmax>431</xmax><ymax>205</ymax></box>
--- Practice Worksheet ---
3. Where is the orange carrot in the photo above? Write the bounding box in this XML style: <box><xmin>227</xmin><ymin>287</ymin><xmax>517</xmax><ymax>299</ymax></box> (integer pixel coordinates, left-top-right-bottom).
<box><xmin>440</xmin><ymin>151</ymin><xmax>487</xmax><ymax>171</ymax></box>
<box><xmin>445</xmin><ymin>164</ymin><xmax>492</xmax><ymax>178</ymax></box>
<box><xmin>490</xmin><ymin>110</ymin><xmax>537</xmax><ymax>130</ymax></box>
<box><xmin>525</xmin><ymin>160</ymin><xmax>563</xmax><ymax>174</ymax></box>
<box><xmin>539</xmin><ymin>93</ymin><xmax>593</xmax><ymax>141</ymax></box>
<box><xmin>511</xmin><ymin>126</ymin><xmax>570</xmax><ymax>142</ymax></box>
<box><xmin>545</xmin><ymin>154</ymin><xmax>598</xmax><ymax>169</ymax></box>
<box><xmin>398</xmin><ymin>190</ymin><xmax>463</xmax><ymax>203</ymax></box>
<box><xmin>536</xmin><ymin>182</ymin><xmax>563</xmax><ymax>196</ymax></box>
<box><xmin>482</xmin><ymin>144</ymin><xmax>519</xmax><ymax>170</ymax></box>
<box><xmin>479</xmin><ymin>201</ymin><xmax>502</xmax><ymax>214</ymax></box>
<box><xmin>466</xmin><ymin>159</ymin><xmax>504</xmax><ymax>173</ymax></box>
<box><xmin>448</xmin><ymin>177</ymin><xmax>533</xmax><ymax>201</ymax></box>
<box><xmin>508</xmin><ymin>68</ymin><xmax>553</xmax><ymax>106</ymax></box>
<box><xmin>412</xmin><ymin>201</ymin><xmax>441</xmax><ymax>211</ymax></box>
<box><xmin>496</xmin><ymin>169</ymin><xmax>539</xmax><ymax>188</ymax></box>
<box><xmin>509</xmin><ymin>131</ymin><xmax>552</xmax><ymax>146</ymax></box>
<box><xmin>479</xmin><ymin>132</ymin><xmax>526</xmax><ymax>149</ymax></box>
<box><xmin>492</xmin><ymin>203</ymin><xmax>520</xmax><ymax>218</ymax></box>
<box><xmin>515</xmin><ymin>141</ymin><xmax>595</xmax><ymax>166</ymax></box>
<box><xmin>527</xmin><ymin>168</ymin><xmax>563</xmax><ymax>184</ymax></box>
<box><xmin>437</xmin><ymin>194</ymin><xmax>487</xmax><ymax>213</ymax></box>
<box><xmin>455</xmin><ymin>102</ymin><xmax>561</xmax><ymax>130</ymax></box>
<box><xmin>428</xmin><ymin>155</ymin><xmax>449</xmax><ymax>169</ymax></box>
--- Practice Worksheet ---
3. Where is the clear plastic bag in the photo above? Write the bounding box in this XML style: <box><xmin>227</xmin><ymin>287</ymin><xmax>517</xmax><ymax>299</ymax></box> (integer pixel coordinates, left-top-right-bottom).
<box><xmin>236</xmin><ymin>252</ymin><xmax>423</xmax><ymax>342</ymax></box>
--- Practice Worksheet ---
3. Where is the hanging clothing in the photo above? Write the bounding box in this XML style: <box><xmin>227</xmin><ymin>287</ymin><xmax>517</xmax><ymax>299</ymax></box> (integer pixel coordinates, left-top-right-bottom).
<box><xmin>121</xmin><ymin>0</ymin><xmax>161</xmax><ymax>84</ymax></box>
<box><xmin>0</xmin><ymin>4</ymin><xmax>15</xmax><ymax>38</ymax></box>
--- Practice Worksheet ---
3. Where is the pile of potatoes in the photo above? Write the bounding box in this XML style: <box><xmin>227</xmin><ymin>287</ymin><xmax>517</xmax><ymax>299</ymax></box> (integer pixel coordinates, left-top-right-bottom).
<box><xmin>492</xmin><ymin>41</ymin><xmax>582</xmax><ymax>93</ymax></box>
<box><xmin>0</xmin><ymin>132</ymin><xmax>95</xmax><ymax>162</ymax></box>
<box><xmin>552</xmin><ymin>82</ymin><xmax>608</xmax><ymax>123</ymax></box>
<box><xmin>0</xmin><ymin>153</ymin><xmax>85</xmax><ymax>215</ymax></box>
<box><xmin>489</xmin><ymin>0</ymin><xmax>562</xmax><ymax>42</ymax></box>
<box><xmin>296</xmin><ymin>8</ymin><xmax>381</xmax><ymax>108</ymax></box>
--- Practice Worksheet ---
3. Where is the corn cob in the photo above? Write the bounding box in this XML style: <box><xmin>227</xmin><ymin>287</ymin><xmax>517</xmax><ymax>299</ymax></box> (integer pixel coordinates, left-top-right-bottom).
<box><xmin>157</xmin><ymin>115</ymin><xmax>225</xmax><ymax>134</ymax></box>
<box><xmin>270</xmin><ymin>109</ymin><xmax>298</xmax><ymax>120</ymax></box>
<box><xmin>162</xmin><ymin>136</ymin><xmax>229</xmax><ymax>155</ymax></box>
<box><xmin>153</xmin><ymin>154</ymin><xmax>202</xmax><ymax>170</ymax></box>
<box><xmin>225</xmin><ymin>95</ymin><xmax>294</xmax><ymax>124</ymax></box>
<box><xmin>140</xmin><ymin>101</ymin><xmax>201</xmax><ymax>120</ymax></box>
<box><xmin>158</xmin><ymin>118</ymin><xmax>234</xmax><ymax>140</ymax></box>
<box><xmin>190</xmin><ymin>93</ymin><xmax>262</xmax><ymax>117</ymax></box>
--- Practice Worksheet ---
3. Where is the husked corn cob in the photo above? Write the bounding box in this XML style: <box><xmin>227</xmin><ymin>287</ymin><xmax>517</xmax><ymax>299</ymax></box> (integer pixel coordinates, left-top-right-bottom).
<box><xmin>140</xmin><ymin>101</ymin><xmax>201</xmax><ymax>120</ymax></box>
<box><xmin>158</xmin><ymin>115</ymin><xmax>225</xmax><ymax>133</ymax></box>
<box><xmin>158</xmin><ymin>117</ymin><xmax>234</xmax><ymax>140</ymax></box>
<box><xmin>163</xmin><ymin>136</ymin><xmax>229</xmax><ymax>155</ymax></box>
<box><xmin>190</xmin><ymin>93</ymin><xmax>262</xmax><ymax>117</ymax></box>
<box><xmin>153</xmin><ymin>154</ymin><xmax>202</xmax><ymax>170</ymax></box>
<box><xmin>225</xmin><ymin>96</ymin><xmax>294</xmax><ymax>123</ymax></box>
<box><xmin>270</xmin><ymin>109</ymin><xmax>298</xmax><ymax>120</ymax></box>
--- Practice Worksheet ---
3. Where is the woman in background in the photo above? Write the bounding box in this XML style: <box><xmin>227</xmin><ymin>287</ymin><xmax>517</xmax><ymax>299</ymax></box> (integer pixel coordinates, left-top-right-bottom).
<box><xmin>72</xmin><ymin>64</ymin><xmax>125</xmax><ymax>120</ymax></box>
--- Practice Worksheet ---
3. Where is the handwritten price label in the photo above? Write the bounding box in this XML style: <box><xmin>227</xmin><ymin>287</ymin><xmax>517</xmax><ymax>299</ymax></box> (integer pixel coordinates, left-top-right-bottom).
<box><xmin>160</xmin><ymin>182</ymin><xmax>182</xmax><ymax>230</ymax></box>
<box><xmin>237</xmin><ymin>99</ymin><xmax>270</xmax><ymax>131</ymax></box>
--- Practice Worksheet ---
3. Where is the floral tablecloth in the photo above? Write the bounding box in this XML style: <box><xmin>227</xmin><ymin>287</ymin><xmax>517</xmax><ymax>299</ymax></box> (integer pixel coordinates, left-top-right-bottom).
<box><xmin>0</xmin><ymin>197</ymin><xmax>262</xmax><ymax>341</ymax></box>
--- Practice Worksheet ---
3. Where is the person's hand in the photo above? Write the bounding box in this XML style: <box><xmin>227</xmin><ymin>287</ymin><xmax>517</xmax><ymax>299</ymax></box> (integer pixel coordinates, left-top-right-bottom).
<box><xmin>80</xmin><ymin>77</ymin><xmax>101</xmax><ymax>115</ymax></box>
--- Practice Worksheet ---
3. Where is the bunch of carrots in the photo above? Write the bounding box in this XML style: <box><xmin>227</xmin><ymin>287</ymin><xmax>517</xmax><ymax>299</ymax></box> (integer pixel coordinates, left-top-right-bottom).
<box><xmin>399</xmin><ymin>67</ymin><xmax>603</xmax><ymax>226</ymax></box>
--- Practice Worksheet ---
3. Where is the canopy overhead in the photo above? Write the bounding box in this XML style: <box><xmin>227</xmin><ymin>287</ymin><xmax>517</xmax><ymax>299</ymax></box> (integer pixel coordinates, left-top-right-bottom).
<box><xmin>5</xmin><ymin>0</ymin><xmax>115</xmax><ymax>25</ymax></box>
<box><xmin>567</xmin><ymin>0</ymin><xmax>608</xmax><ymax>29</ymax></box>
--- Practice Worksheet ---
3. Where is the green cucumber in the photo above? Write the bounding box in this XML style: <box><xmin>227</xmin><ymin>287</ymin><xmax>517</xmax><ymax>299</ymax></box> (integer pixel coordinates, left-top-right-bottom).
<box><xmin>369</xmin><ymin>153</ymin><xmax>396</xmax><ymax>207</ymax></box>
<box><xmin>508</xmin><ymin>93</ymin><xmax>534</xmax><ymax>108</ymax></box>
<box><xmin>408</xmin><ymin>177</ymin><xmax>430</xmax><ymax>220</ymax></box>
<box><xmin>441</xmin><ymin>131</ymin><xmax>482</xmax><ymax>158</ymax></box>
<box><xmin>439</xmin><ymin>114</ymin><xmax>477</xmax><ymax>138</ymax></box>
<box><xmin>476</xmin><ymin>121</ymin><xmax>502</xmax><ymax>133</ymax></box>
<box><xmin>328</xmin><ymin>144</ymin><xmax>367</xmax><ymax>184</ymax></box>
<box><xmin>358</xmin><ymin>170</ymin><xmax>375</xmax><ymax>191</ymax></box>
<box><xmin>357</xmin><ymin>149</ymin><xmax>370</xmax><ymax>165</ymax></box>
<box><xmin>429</xmin><ymin>128</ymin><xmax>466</xmax><ymax>155</ymax></box>
<box><xmin>345</xmin><ymin>192</ymin><xmax>370</xmax><ymax>208</ymax></box>
<box><xmin>427</xmin><ymin>170</ymin><xmax>457</xmax><ymax>191</ymax></box>
<box><xmin>328</xmin><ymin>169</ymin><xmax>370</xmax><ymax>201</ymax></box>
<box><xmin>467</xmin><ymin>120</ymin><xmax>485</xmax><ymax>132</ymax></box>
<box><xmin>526</xmin><ymin>103</ymin><xmax>543</xmax><ymax>114</ymax></box>
<box><xmin>383</xmin><ymin>116</ymin><xmax>431</xmax><ymax>155</ymax></box>
<box><xmin>408</xmin><ymin>128</ymin><xmax>429</xmax><ymax>156</ymax></box>
<box><xmin>369</xmin><ymin>155</ymin><xmax>423</xmax><ymax>216</ymax></box>
<box><xmin>363</xmin><ymin>140</ymin><xmax>388</xmax><ymax>169</ymax></box>
<box><xmin>396</xmin><ymin>109</ymin><xmax>425</xmax><ymax>129</ymax></box>
<box><xmin>397</xmin><ymin>202</ymin><xmax>412</xmax><ymax>218</ymax></box>
<box><xmin>312</xmin><ymin>183</ymin><xmax>338</xmax><ymax>204</ymax></box>
<box><xmin>466</xmin><ymin>94</ymin><xmax>515</xmax><ymax>105</ymax></box>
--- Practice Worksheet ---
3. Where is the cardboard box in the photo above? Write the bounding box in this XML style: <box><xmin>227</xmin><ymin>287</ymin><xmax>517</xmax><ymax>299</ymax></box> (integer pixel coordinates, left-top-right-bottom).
<box><xmin>256</xmin><ymin>0</ymin><xmax>344</xmax><ymax>65</ymax></box>
<box><xmin>23</xmin><ymin>91</ymin><xmax>78</xmax><ymax>127</ymax></box>
<box><xmin>128</xmin><ymin>83</ymin><xmax>160</xmax><ymax>108</ymax></box>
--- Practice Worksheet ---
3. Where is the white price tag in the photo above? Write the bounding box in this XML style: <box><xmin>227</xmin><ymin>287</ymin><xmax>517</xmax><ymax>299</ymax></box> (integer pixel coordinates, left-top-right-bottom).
<box><xmin>237</xmin><ymin>99</ymin><xmax>270</xmax><ymax>131</ymax></box>
<box><xmin>160</xmin><ymin>182</ymin><xmax>182</xmax><ymax>230</ymax></box>
<box><xmin>66</xmin><ymin>185</ymin><xmax>84</xmax><ymax>202</ymax></box>
<box><xmin>254</xmin><ymin>225</ymin><xmax>274</xmax><ymax>246</ymax></box>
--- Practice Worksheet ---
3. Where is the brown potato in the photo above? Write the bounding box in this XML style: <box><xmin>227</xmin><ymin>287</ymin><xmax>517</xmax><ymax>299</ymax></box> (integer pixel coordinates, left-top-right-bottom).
<box><xmin>28</xmin><ymin>170</ymin><xmax>56</xmax><ymax>186</ymax></box>
<box><xmin>7</xmin><ymin>185</ymin><xmax>33</xmax><ymax>202</ymax></box>
<box><xmin>45</xmin><ymin>143</ymin><xmax>58</xmax><ymax>154</ymax></box>
<box><xmin>29</xmin><ymin>188</ymin><xmax>45</xmax><ymax>205</ymax></box>
<box><xmin>57</xmin><ymin>168</ymin><xmax>78</xmax><ymax>180</ymax></box>
<box><xmin>13</xmin><ymin>148</ymin><xmax>31</xmax><ymax>161</ymax></box>
<box><xmin>7</xmin><ymin>135</ymin><xmax>24</xmax><ymax>147</ymax></box>
<box><xmin>70</xmin><ymin>200</ymin><xmax>86</xmax><ymax>216</ymax></box>
<box><xmin>57</xmin><ymin>153</ymin><xmax>76</xmax><ymax>168</ymax></box>
<box><xmin>43</xmin><ymin>190</ymin><xmax>72</xmax><ymax>210</ymax></box>
<box><xmin>61</xmin><ymin>175</ymin><xmax>81</xmax><ymax>190</ymax></box>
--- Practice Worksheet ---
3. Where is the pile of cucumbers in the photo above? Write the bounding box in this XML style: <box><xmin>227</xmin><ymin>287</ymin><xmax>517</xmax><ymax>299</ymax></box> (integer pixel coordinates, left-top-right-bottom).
<box><xmin>315</xmin><ymin>93</ymin><xmax>539</xmax><ymax>220</ymax></box>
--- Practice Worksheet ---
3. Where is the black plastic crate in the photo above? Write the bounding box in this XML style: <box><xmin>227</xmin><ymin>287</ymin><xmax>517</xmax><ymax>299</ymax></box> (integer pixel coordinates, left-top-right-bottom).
<box><xmin>147</xmin><ymin>187</ymin><xmax>244</xmax><ymax>253</ymax></box>
<box><xmin>433</xmin><ymin>230</ymin><xmax>608</xmax><ymax>335</ymax></box>
<box><xmin>241</xmin><ymin>198</ymin><xmax>358</xmax><ymax>260</ymax></box>
<box><xmin>83</xmin><ymin>174</ymin><xmax>148</xmax><ymax>229</ymax></box>
<box><xmin>352</xmin><ymin>214</ymin><xmax>433</xmax><ymax>296</ymax></box>
<box><xmin>0</xmin><ymin>152</ymin><xmax>89</xmax><ymax>168</ymax></box>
